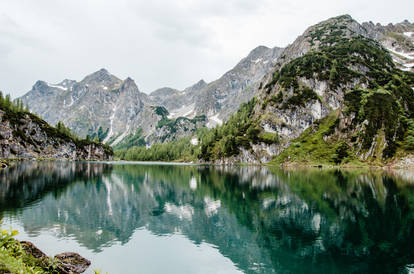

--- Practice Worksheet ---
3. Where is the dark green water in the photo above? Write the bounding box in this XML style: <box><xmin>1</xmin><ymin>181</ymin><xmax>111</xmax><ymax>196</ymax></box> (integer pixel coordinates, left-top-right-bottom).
<box><xmin>1</xmin><ymin>162</ymin><xmax>414</xmax><ymax>273</ymax></box>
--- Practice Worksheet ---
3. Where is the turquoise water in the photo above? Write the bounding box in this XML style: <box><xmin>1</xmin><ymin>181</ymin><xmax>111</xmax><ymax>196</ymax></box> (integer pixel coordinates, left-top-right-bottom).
<box><xmin>1</xmin><ymin>161</ymin><xmax>414</xmax><ymax>273</ymax></box>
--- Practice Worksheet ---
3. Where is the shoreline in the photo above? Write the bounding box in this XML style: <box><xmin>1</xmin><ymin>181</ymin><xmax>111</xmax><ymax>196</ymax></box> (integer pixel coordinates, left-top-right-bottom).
<box><xmin>2</xmin><ymin>156</ymin><xmax>414</xmax><ymax>170</ymax></box>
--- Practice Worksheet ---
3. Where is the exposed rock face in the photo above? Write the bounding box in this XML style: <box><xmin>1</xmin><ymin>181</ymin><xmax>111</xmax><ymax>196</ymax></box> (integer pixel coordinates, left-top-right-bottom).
<box><xmin>149</xmin><ymin>80</ymin><xmax>207</xmax><ymax>114</ymax></box>
<box><xmin>362</xmin><ymin>20</ymin><xmax>414</xmax><ymax>72</ymax></box>
<box><xmin>55</xmin><ymin>252</ymin><xmax>91</xmax><ymax>274</ymax></box>
<box><xmin>0</xmin><ymin>108</ymin><xmax>112</xmax><ymax>160</ymax></box>
<box><xmin>149</xmin><ymin>46</ymin><xmax>284</xmax><ymax>127</ymax></box>
<box><xmin>20</xmin><ymin>69</ymin><xmax>210</xmax><ymax>147</ymax></box>
<box><xmin>20</xmin><ymin>69</ymin><xmax>160</xmax><ymax>145</ymax></box>
<box><xmin>21</xmin><ymin>44</ymin><xmax>284</xmax><ymax>147</ymax></box>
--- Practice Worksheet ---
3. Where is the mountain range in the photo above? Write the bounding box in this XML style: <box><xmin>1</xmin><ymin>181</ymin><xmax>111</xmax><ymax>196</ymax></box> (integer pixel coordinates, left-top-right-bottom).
<box><xmin>20</xmin><ymin>44</ymin><xmax>283</xmax><ymax>148</ymax></box>
<box><xmin>18</xmin><ymin>15</ymin><xmax>414</xmax><ymax>165</ymax></box>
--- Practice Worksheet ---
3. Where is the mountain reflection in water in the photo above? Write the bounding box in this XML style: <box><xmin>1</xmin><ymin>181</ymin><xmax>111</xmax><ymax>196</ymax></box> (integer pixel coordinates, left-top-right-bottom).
<box><xmin>1</xmin><ymin>161</ymin><xmax>414</xmax><ymax>273</ymax></box>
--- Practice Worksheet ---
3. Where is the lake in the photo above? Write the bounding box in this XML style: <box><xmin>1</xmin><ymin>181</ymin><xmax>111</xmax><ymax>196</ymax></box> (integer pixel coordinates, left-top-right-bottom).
<box><xmin>1</xmin><ymin>161</ymin><xmax>414</xmax><ymax>273</ymax></box>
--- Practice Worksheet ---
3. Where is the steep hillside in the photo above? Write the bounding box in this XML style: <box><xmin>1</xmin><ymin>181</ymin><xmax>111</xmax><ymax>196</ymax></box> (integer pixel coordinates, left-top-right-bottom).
<box><xmin>0</xmin><ymin>92</ymin><xmax>112</xmax><ymax>160</ymax></box>
<box><xmin>200</xmin><ymin>15</ymin><xmax>414</xmax><ymax>165</ymax></box>
<box><xmin>119</xmin><ymin>15</ymin><xmax>414</xmax><ymax>166</ymax></box>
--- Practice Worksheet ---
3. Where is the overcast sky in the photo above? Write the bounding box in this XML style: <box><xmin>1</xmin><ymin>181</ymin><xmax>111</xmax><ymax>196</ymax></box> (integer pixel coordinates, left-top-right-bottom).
<box><xmin>0</xmin><ymin>0</ymin><xmax>413</xmax><ymax>98</ymax></box>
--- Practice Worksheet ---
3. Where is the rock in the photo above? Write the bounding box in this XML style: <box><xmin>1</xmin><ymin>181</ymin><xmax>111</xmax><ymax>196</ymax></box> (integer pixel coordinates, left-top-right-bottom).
<box><xmin>20</xmin><ymin>241</ymin><xmax>47</xmax><ymax>260</ymax></box>
<box><xmin>20</xmin><ymin>241</ymin><xmax>90</xmax><ymax>273</ymax></box>
<box><xmin>54</xmin><ymin>252</ymin><xmax>91</xmax><ymax>274</ymax></box>
<box><xmin>0</xmin><ymin>108</ymin><xmax>113</xmax><ymax>160</ymax></box>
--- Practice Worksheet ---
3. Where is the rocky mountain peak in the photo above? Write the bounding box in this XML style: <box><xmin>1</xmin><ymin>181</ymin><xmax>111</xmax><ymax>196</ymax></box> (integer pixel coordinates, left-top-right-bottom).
<box><xmin>247</xmin><ymin>46</ymin><xmax>271</xmax><ymax>59</ymax></box>
<box><xmin>121</xmin><ymin>77</ymin><xmax>139</xmax><ymax>91</ymax></box>
<box><xmin>267</xmin><ymin>14</ymin><xmax>369</xmax><ymax>78</ymax></box>
<box><xmin>58</xmin><ymin>79</ymin><xmax>76</xmax><ymax>88</ymax></box>
<box><xmin>80</xmin><ymin>68</ymin><xmax>121</xmax><ymax>87</ymax></box>
<box><xmin>33</xmin><ymin>80</ymin><xmax>48</xmax><ymax>90</ymax></box>
<box><xmin>195</xmin><ymin>79</ymin><xmax>207</xmax><ymax>87</ymax></box>
<box><xmin>185</xmin><ymin>79</ymin><xmax>207</xmax><ymax>93</ymax></box>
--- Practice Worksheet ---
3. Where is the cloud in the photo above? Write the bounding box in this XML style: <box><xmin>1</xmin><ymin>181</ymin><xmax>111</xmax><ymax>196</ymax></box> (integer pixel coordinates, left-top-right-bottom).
<box><xmin>0</xmin><ymin>0</ymin><xmax>413</xmax><ymax>98</ymax></box>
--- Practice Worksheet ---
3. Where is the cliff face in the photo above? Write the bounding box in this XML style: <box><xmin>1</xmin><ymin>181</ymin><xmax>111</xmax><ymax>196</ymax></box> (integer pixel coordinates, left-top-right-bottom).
<box><xmin>0</xmin><ymin>107</ymin><xmax>113</xmax><ymax>160</ymax></box>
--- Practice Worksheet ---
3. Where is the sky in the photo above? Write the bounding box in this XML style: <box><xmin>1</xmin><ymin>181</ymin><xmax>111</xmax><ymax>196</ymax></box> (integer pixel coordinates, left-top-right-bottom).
<box><xmin>0</xmin><ymin>0</ymin><xmax>413</xmax><ymax>98</ymax></box>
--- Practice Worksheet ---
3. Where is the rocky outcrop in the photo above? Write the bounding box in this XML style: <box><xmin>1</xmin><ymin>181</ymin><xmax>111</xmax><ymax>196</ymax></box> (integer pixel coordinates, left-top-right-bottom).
<box><xmin>0</xmin><ymin>107</ymin><xmax>112</xmax><ymax>160</ymax></box>
<box><xmin>21</xmin><ymin>241</ymin><xmax>90</xmax><ymax>274</ymax></box>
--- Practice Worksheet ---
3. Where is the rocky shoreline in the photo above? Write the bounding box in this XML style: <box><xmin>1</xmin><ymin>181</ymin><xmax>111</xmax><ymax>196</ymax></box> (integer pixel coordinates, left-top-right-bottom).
<box><xmin>20</xmin><ymin>241</ymin><xmax>91</xmax><ymax>274</ymax></box>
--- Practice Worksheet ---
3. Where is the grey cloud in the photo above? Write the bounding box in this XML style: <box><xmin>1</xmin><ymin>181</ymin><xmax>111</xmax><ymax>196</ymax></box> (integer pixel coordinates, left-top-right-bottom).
<box><xmin>0</xmin><ymin>0</ymin><xmax>413</xmax><ymax>98</ymax></box>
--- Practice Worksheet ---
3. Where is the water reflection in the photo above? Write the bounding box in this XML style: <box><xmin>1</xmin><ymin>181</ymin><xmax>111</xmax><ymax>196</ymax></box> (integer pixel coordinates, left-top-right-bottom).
<box><xmin>1</xmin><ymin>162</ymin><xmax>414</xmax><ymax>273</ymax></box>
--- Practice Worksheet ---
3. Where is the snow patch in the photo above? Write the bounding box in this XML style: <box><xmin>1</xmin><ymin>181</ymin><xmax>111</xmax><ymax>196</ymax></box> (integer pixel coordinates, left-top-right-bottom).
<box><xmin>206</xmin><ymin>113</ymin><xmax>223</xmax><ymax>128</ymax></box>
<box><xmin>112</xmin><ymin>125</ymin><xmax>130</xmax><ymax>146</ymax></box>
<box><xmin>167</xmin><ymin>103</ymin><xmax>195</xmax><ymax>119</ymax></box>
<box><xmin>404</xmin><ymin>32</ymin><xmax>414</xmax><ymax>38</ymax></box>
<box><xmin>386</xmin><ymin>46</ymin><xmax>414</xmax><ymax>60</ymax></box>
<box><xmin>64</xmin><ymin>95</ymin><xmax>75</xmax><ymax>108</ymax></box>
<box><xmin>47</xmin><ymin>83</ymin><xmax>67</xmax><ymax>91</ymax></box>
<box><xmin>103</xmin><ymin>105</ymin><xmax>117</xmax><ymax>143</ymax></box>
<box><xmin>252</xmin><ymin>58</ymin><xmax>262</xmax><ymax>64</ymax></box>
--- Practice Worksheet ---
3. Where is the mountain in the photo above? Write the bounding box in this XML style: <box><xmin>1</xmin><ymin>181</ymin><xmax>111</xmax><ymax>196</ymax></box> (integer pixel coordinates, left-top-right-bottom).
<box><xmin>149</xmin><ymin>46</ymin><xmax>284</xmax><ymax>128</ymax></box>
<box><xmin>20</xmin><ymin>15</ymin><xmax>414</xmax><ymax>157</ymax></box>
<box><xmin>149</xmin><ymin>80</ymin><xmax>207</xmax><ymax>115</ymax></box>
<box><xmin>21</xmin><ymin>69</ymin><xmax>156</xmax><ymax>145</ymax></box>
<box><xmin>21</xmin><ymin>45</ymin><xmax>284</xmax><ymax>148</ymax></box>
<box><xmin>363</xmin><ymin>20</ymin><xmax>414</xmax><ymax>72</ymax></box>
<box><xmin>0</xmin><ymin>93</ymin><xmax>112</xmax><ymax>160</ymax></box>
<box><xmin>195</xmin><ymin>15</ymin><xmax>414</xmax><ymax>165</ymax></box>
<box><xmin>121</xmin><ymin>15</ymin><xmax>414</xmax><ymax>166</ymax></box>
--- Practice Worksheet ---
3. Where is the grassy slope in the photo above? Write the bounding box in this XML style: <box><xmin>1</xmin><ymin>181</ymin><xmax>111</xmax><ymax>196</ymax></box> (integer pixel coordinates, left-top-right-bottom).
<box><xmin>270</xmin><ymin>110</ymin><xmax>363</xmax><ymax>166</ymax></box>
